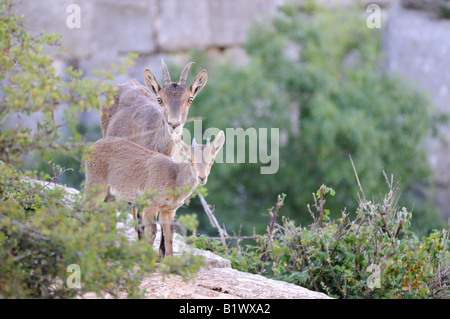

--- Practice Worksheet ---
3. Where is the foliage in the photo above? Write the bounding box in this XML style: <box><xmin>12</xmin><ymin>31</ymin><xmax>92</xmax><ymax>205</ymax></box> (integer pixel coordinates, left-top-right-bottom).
<box><xmin>0</xmin><ymin>1</ymin><xmax>204</xmax><ymax>298</ymax></box>
<box><xmin>183</xmin><ymin>2</ymin><xmax>443</xmax><ymax>236</ymax></box>
<box><xmin>0</xmin><ymin>0</ymin><xmax>139</xmax><ymax>187</ymax></box>
<box><xmin>195</xmin><ymin>182</ymin><xmax>450</xmax><ymax>299</ymax></box>
<box><xmin>0</xmin><ymin>2</ymin><xmax>107</xmax><ymax>166</ymax></box>
<box><xmin>0</xmin><ymin>162</ymin><xmax>204</xmax><ymax>298</ymax></box>
<box><xmin>177</xmin><ymin>213</ymin><xmax>200</xmax><ymax>236</ymax></box>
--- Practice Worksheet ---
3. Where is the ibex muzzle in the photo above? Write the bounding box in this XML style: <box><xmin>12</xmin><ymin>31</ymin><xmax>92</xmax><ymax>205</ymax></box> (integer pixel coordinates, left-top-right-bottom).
<box><xmin>144</xmin><ymin>60</ymin><xmax>208</xmax><ymax>136</ymax></box>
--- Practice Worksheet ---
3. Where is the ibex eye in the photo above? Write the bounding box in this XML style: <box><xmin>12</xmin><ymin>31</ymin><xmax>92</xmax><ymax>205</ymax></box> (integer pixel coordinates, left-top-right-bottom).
<box><xmin>157</xmin><ymin>97</ymin><xmax>163</xmax><ymax>105</ymax></box>
<box><xmin>188</xmin><ymin>97</ymin><xmax>194</xmax><ymax>104</ymax></box>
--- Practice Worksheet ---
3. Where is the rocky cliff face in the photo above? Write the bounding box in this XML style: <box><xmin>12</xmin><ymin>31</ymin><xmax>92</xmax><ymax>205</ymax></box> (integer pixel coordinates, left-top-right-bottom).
<box><xmin>383</xmin><ymin>2</ymin><xmax>450</xmax><ymax>219</ymax></box>
<box><xmin>12</xmin><ymin>0</ymin><xmax>276</xmax><ymax>81</ymax></box>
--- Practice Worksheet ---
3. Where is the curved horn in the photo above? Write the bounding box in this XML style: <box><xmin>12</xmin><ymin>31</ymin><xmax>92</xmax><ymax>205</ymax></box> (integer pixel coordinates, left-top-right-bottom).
<box><xmin>179</xmin><ymin>62</ymin><xmax>195</xmax><ymax>85</ymax></box>
<box><xmin>161</xmin><ymin>59</ymin><xmax>171</xmax><ymax>86</ymax></box>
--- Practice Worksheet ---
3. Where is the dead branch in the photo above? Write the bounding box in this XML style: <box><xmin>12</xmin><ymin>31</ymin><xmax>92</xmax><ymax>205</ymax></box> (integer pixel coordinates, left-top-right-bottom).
<box><xmin>197</xmin><ymin>191</ymin><xmax>228</xmax><ymax>245</ymax></box>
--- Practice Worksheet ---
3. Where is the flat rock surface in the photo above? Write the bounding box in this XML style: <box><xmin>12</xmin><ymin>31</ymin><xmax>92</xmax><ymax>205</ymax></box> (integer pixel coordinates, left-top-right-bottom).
<box><xmin>137</xmin><ymin>267</ymin><xmax>330</xmax><ymax>299</ymax></box>
<box><xmin>116</xmin><ymin>222</ymin><xmax>330</xmax><ymax>299</ymax></box>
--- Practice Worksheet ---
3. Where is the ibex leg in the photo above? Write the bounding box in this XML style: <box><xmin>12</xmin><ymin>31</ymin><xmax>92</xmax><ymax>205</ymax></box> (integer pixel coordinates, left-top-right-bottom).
<box><xmin>159</xmin><ymin>208</ymin><xmax>176</xmax><ymax>257</ymax></box>
<box><xmin>142</xmin><ymin>206</ymin><xmax>159</xmax><ymax>249</ymax></box>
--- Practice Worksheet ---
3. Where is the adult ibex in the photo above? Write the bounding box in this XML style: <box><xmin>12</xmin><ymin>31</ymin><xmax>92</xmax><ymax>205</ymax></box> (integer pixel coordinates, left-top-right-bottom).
<box><xmin>84</xmin><ymin>132</ymin><xmax>225</xmax><ymax>257</ymax></box>
<box><xmin>101</xmin><ymin>60</ymin><xmax>207</xmax><ymax>154</ymax></box>
<box><xmin>100</xmin><ymin>61</ymin><xmax>208</xmax><ymax>252</ymax></box>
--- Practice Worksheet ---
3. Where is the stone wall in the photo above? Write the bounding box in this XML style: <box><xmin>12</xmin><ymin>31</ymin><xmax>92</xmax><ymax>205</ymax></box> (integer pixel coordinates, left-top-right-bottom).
<box><xmin>12</xmin><ymin>0</ymin><xmax>277</xmax><ymax>80</ymax></box>
<box><xmin>383</xmin><ymin>2</ymin><xmax>450</xmax><ymax>219</ymax></box>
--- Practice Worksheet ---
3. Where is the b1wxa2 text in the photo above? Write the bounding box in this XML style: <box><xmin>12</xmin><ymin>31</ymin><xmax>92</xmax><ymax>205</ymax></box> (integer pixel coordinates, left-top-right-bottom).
<box><xmin>224</xmin><ymin>303</ymin><xmax>271</xmax><ymax>314</ymax></box>
<box><xmin>179</xmin><ymin>303</ymin><xmax>271</xmax><ymax>316</ymax></box>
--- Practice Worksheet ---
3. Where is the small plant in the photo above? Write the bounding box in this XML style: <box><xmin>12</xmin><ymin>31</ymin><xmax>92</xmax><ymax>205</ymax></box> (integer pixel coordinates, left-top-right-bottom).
<box><xmin>196</xmin><ymin>175</ymin><xmax>449</xmax><ymax>299</ymax></box>
<box><xmin>177</xmin><ymin>213</ymin><xmax>200</xmax><ymax>237</ymax></box>
<box><xmin>270</xmin><ymin>181</ymin><xmax>449</xmax><ymax>298</ymax></box>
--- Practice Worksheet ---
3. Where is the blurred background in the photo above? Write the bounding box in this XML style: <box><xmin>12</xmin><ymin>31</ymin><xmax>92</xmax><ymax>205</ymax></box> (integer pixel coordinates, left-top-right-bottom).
<box><xmin>10</xmin><ymin>0</ymin><xmax>450</xmax><ymax>236</ymax></box>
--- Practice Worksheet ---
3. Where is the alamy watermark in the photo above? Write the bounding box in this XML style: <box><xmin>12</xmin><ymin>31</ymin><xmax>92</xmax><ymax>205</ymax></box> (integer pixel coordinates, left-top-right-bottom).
<box><xmin>66</xmin><ymin>264</ymin><xmax>81</xmax><ymax>289</ymax></box>
<box><xmin>366</xmin><ymin>4</ymin><xmax>381</xmax><ymax>29</ymax></box>
<box><xmin>366</xmin><ymin>263</ymin><xmax>381</xmax><ymax>289</ymax></box>
<box><xmin>66</xmin><ymin>4</ymin><xmax>81</xmax><ymax>29</ymax></box>
<box><xmin>181</xmin><ymin>121</ymin><xmax>280</xmax><ymax>175</ymax></box>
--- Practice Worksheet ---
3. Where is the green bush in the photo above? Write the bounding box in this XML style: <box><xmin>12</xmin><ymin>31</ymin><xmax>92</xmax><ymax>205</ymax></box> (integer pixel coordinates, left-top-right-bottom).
<box><xmin>195</xmin><ymin>180</ymin><xmax>450</xmax><ymax>299</ymax></box>
<box><xmin>0</xmin><ymin>162</ymin><xmax>204</xmax><ymax>298</ymax></box>
<box><xmin>0</xmin><ymin>3</ymin><xmax>113</xmax><ymax>166</ymax></box>
<box><xmin>182</xmin><ymin>2</ymin><xmax>443</xmax><ymax>236</ymax></box>
<box><xmin>0</xmin><ymin>1</ymin><xmax>203</xmax><ymax>298</ymax></box>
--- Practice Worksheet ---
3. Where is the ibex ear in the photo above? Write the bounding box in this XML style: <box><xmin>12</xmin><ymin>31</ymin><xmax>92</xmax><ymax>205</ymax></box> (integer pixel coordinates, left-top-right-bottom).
<box><xmin>144</xmin><ymin>69</ymin><xmax>161</xmax><ymax>96</ymax></box>
<box><xmin>211</xmin><ymin>130</ymin><xmax>225</xmax><ymax>154</ymax></box>
<box><xmin>190</xmin><ymin>69</ymin><xmax>208</xmax><ymax>98</ymax></box>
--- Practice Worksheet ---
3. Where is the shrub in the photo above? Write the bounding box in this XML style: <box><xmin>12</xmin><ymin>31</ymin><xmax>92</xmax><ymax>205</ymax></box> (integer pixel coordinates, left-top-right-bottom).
<box><xmin>195</xmin><ymin>175</ymin><xmax>450</xmax><ymax>299</ymax></box>
<box><xmin>0</xmin><ymin>1</ymin><xmax>204</xmax><ymax>298</ymax></box>
<box><xmin>0</xmin><ymin>162</ymin><xmax>204</xmax><ymax>298</ymax></box>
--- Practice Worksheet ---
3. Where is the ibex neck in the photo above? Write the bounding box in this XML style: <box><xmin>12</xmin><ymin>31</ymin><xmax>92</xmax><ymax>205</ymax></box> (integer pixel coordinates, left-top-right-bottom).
<box><xmin>175</xmin><ymin>163</ymin><xmax>198</xmax><ymax>195</ymax></box>
<box><xmin>160</xmin><ymin>120</ymin><xmax>175</xmax><ymax>155</ymax></box>
<box><xmin>142</xmin><ymin>117</ymin><xmax>173</xmax><ymax>156</ymax></box>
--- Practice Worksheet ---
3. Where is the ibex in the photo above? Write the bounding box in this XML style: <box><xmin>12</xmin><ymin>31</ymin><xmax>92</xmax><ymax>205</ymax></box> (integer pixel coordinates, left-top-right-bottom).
<box><xmin>84</xmin><ymin>131</ymin><xmax>225</xmax><ymax>257</ymax></box>
<box><xmin>101</xmin><ymin>60</ymin><xmax>207</xmax><ymax>154</ymax></box>
<box><xmin>100</xmin><ymin>60</ymin><xmax>208</xmax><ymax>245</ymax></box>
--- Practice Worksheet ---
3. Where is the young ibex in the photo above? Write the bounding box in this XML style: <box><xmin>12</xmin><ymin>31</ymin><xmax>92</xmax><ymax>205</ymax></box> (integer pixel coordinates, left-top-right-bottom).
<box><xmin>101</xmin><ymin>61</ymin><xmax>208</xmax><ymax>242</ymax></box>
<box><xmin>84</xmin><ymin>131</ymin><xmax>225</xmax><ymax>257</ymax></box>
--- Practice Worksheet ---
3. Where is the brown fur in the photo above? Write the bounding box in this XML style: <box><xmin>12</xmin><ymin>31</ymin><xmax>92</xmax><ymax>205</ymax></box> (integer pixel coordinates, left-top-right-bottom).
<box><xmin>101</xmin><ymin>80</ymin><xmax>153</xmax><ymax>136</ymax></box>
<box><xmin>101</xmin><ymin>62</ymin><xmax>208</xmax><ymax>156</ymax></box>
<box><xmin>84</xmin><ymin>132</ymin><xmax>225</xmax><ymax>257</ymax></box>
<box><xmin>99</xmin><ymin>62</ymin><xmax>208</xmax><ymax>256</ymax></box>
